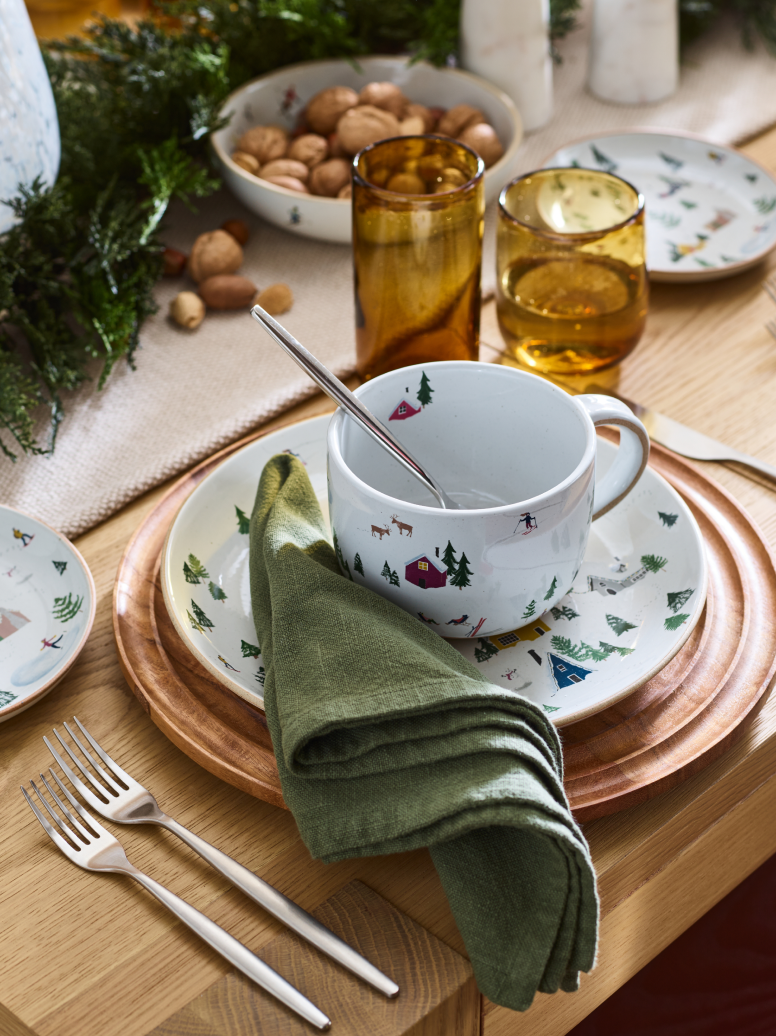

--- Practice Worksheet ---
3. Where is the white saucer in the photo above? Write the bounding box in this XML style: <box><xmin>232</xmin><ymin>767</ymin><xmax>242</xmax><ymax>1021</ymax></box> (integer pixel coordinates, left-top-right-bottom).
<box><xmin>544</xmin><ymin>131</ymin><xmax>776</xmax><ymax>282</ymax></box>
<box><xmin>0</xmin><ymin>506</ymin><xmax>96</xmax><ymax>722</ymax></box>
<box><xmin>162</xmin><ymin>415</ymin><xmax>707</xmax><ymax>726</ymax></box>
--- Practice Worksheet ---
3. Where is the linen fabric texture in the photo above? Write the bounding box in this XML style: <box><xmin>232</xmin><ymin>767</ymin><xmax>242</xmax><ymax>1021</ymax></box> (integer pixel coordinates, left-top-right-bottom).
<box><xmin>249</xmin><ymin>453</ymin><xmax>598</xmax><ymax>1010</ymax></box>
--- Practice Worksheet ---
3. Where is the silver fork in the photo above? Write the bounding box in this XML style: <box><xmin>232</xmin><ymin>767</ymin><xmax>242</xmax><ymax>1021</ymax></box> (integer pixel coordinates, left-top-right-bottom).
<box><xmin>767</xmin><ymin>318</ymin><xmax>776</xmax><ymax>342</ymax></box>
<box><xmin>46</xmin><ymin>718</ymin><xmax>398</xmax><ymax>999</ymax></box>
<box><xmin>21</xmin><ymin>772</ymin><xmax>331</xmax><ymax>1030</ymax></box>
<box><xmin>763</xmin><ymin>275</ymin><xmax>776</xmax><ymax>307</ymax></box>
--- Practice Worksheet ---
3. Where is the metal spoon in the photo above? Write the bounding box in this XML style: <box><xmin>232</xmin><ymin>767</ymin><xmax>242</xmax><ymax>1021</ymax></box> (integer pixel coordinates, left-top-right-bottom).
<box><xmin>251</xmin><ymin>305</ymin><xmax>460</xmax><ymax>510</ymax></box>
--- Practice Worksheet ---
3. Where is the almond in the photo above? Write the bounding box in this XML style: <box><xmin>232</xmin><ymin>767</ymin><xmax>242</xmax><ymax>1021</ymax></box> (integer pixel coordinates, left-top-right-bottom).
<box><xmin>199</xmin><ymin>275</ymin><xmax>257</xmax><ymax>310</ymax></box>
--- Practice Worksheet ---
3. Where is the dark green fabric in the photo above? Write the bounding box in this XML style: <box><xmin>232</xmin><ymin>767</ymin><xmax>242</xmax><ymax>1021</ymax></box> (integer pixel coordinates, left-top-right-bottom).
<box><xmin>249</xmin><ymin>454</ymin><xmax>598</xmax><ymax>1010</ymax></box>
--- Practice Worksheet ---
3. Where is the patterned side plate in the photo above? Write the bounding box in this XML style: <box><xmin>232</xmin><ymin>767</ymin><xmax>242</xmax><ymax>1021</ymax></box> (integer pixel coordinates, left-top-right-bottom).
<box><xmin>0</xmin><ymin>506</ymin><xmax>95</xmax><ymax>722</ymax></box>
<box><xmin>161</xmin><ymin>415</ymin><xmax>707</xmax><ymax>727</ymax></box>
<box><xmin>544</xmin><ymin>131</ymin><xmax>776</xmax><ymax>282</ymax></box>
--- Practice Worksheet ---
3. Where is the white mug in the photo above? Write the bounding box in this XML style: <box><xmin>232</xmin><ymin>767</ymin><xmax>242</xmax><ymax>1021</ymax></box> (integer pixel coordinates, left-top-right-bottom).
<box><xmin>327</xmin><ymin>362</ymin><xmax>649</xmax><ymax>638</ymax></box>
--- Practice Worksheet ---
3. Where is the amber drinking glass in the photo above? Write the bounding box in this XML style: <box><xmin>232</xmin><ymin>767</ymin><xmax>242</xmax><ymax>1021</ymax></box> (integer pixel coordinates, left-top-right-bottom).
<box><xmin>496</xmin><ymin>168</ymin><xmax>648</xmax><ymax>375</ymax></box>
<box><xmin>353</xmin><ymin>136</ymin><xmax>485</xmax><ymax>381</ymax></box>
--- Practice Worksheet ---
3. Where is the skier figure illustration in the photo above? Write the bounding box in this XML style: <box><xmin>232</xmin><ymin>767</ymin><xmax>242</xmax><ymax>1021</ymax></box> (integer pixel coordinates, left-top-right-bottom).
<box><xmin>13</xmin><ymin>528</ymin><xmax>34</xmax><ymax>547</ymax></box>
<box><xmin>218</xmin><ymin>655</ymin><xmax>240</xmax><ymax>672</ymax></box>
<box><xmin>417</xmin><ymin>612</ymin><xmax>439</xmax><ymax>625</ymax></box>
<box><xmin>515</xmin><ymin>512</ymin><xmax>537</xmax><ymax>535</ymax></box>
<box><xmin>446</xmin><ymin>614</ymin><xmax>470</xmax><ymax>626</ymax></box>
<box><xmin>41</xmin><ymin>635</ymin><xmax>64</xmax><ymax>650</ymax></box>
<box><xmin>502</xmin><ymin>668</ymin><xmax>518</xmax><ymax>681</ymax></box>
<box><xmin>4</xmin><ymin>566</ymin><xmax>15</xmax><ymax>577</ymax></box>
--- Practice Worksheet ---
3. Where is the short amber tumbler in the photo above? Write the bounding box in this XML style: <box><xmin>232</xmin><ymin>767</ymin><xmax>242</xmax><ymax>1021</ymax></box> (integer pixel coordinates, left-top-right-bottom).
<box><xmin>497</xmin><ymin>168</ymin><xmax>648</xmax><ymax>375</ymax></box>
<box><xmin>353</xmin><ymin>136</ymin><xmax>485</xmax><ymax>381</ymax></box>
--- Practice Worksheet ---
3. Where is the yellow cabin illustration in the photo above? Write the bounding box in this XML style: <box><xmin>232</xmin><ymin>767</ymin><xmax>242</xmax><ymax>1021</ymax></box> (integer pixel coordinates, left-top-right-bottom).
<box><xmin>488</xmin><ymin>618</ymin><xmax>551</xmax><ymax>651</ymax></box>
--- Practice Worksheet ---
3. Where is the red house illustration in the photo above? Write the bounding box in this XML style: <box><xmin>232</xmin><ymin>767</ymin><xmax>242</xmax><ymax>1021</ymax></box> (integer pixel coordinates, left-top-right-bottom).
<box><xmin>405</xmin><ymin>554</ymin><xmax>447</xmax><ymax>589</ymax></box>
<box><xmin>389</xmin><ymin>399</ymin><xmax>421</xmax><ymax>421</ymax></box>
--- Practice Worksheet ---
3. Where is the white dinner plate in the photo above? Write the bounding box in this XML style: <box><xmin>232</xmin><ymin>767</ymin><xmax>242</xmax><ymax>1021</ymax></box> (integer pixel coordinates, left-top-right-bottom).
<box><xmin>162</xmin><ymin>415</ymin><xmax>707</xmax><ymax>726</ymax></box>
<box><xmin>0</xmin><ymin>506</ymin><xmax>95</xmax><ymax>722</ymax></box>
<box><xmin>544</xmin><ymin>130</ymin><xmax>776</xmax><ymax>282</ymax></box>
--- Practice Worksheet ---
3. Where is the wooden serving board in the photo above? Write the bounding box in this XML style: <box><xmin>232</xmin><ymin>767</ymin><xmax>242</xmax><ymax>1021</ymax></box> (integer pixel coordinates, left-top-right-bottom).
<box><xmin>113</xmin><ymin>420</ymin><xmax>776</xmax><ymax>821</ymax></box>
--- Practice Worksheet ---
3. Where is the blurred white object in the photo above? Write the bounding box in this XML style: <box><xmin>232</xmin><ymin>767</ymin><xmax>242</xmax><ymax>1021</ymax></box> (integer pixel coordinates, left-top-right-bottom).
<box><xmin>588</xmin><ymin>0</ymin><xmax>678</xmax><ymax>104</ymax></box>
<box><xmin>460</xmin><ymin>0</ymin><xmax>552</xmax><ymax>132</ymax></box>
<box><xmin>0</xmin><ymin>0</ymin><xmax>60</xmax><ymax>233</ymax></box>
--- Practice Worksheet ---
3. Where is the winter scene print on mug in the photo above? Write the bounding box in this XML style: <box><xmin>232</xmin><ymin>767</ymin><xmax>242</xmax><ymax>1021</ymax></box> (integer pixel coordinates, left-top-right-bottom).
<box><xmin>327</xmin><ymin>362</ymin><xmax>649</xmax><ymax>637</ymax></box>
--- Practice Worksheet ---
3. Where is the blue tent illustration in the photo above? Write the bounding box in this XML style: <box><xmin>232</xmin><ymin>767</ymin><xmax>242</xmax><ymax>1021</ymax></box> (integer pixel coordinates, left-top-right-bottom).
<box><xmin>547</xmin><ymin>653</ymin><xmax>594</xmax><ymax>692</ymax></box>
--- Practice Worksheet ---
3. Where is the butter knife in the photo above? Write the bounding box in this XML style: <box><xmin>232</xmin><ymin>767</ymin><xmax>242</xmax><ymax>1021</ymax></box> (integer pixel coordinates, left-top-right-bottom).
<box><xmin>589</xmin><ymin>386</ymin><xmax>776</xmax><ymax>486</ymax></box>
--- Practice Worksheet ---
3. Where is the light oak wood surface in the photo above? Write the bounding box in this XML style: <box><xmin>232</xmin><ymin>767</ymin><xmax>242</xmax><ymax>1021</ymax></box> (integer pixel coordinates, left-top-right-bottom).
<box><xmin>2</xmin><ymin>126</ymin><xmax>776</xmax><ymax>1036</ymax></box>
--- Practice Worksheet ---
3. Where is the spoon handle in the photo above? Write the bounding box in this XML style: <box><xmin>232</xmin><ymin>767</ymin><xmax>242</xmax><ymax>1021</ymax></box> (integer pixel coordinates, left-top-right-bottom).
<box><xmin>250</xmin><ymin>305</ymin><xmax>458</xmax><ymax>510</ymax></box>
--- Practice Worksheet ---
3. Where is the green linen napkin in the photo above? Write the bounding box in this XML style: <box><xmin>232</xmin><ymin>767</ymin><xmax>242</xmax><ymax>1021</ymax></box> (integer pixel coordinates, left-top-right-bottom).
<box><xmin>249</xmin><ymin>453</ymin><xmax>598</xmax><ymax>1011</ymax></box>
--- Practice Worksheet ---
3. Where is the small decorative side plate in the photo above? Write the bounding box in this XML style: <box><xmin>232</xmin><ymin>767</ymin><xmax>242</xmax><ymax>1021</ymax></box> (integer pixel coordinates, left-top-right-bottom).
<box><xmin>544</xmin><ymin>131</ymin><xmax>776</xmax><ymax>282</ymax></box>
<box><xmin>0</xmin><ymin>506</ymin><xmax>95</xmax><ymax>722</ymax></box>
<box><xmin>162</xmin><ymin>415</ymin><xmax>707</xmax><ymax>727</ymax></box>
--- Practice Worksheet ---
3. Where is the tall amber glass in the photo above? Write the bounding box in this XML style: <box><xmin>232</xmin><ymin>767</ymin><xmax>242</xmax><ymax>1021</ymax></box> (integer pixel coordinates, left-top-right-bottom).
<box><xmin>497</xmin><ymin>168</ymin><xmax>648</xmax><ymax>375</ymax></box>
<box><xmin>353</xmin><ymin>136</ymin><xmax>484</xmax><ymax>381</ymax></box>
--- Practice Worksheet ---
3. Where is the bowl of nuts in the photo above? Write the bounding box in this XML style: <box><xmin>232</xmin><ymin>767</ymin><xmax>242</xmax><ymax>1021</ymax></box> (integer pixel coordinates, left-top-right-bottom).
<box><xmin>210</xmin><ymin>55</ymin><xmax>522</xmax><ymax>243</ymax></box>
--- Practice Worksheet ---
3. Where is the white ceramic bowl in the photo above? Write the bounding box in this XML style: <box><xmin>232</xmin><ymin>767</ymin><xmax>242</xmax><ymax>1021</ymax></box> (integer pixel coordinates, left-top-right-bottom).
<box><xmin>211</xmin><ymin>56</ymin><xmax>523</xmax><ymax>243</ymax></box>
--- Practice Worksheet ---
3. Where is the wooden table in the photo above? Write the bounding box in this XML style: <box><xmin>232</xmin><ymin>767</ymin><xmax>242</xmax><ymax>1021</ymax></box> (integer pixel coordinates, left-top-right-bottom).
<box><xmin>3</xmin><ymin>127</ymin><xmax>776</xmax><ymax>1036</ymax></box>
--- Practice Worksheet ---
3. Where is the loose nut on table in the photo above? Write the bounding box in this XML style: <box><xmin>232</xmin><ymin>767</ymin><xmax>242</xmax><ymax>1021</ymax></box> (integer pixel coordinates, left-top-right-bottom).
<box><xmin>236</xmin><ymin>124</ymin><xmax>289</xmax><ymax>164</ymax></box>
<box><xmin>221</xmin><ymin>218</ymin><xmax>250</xmax><ymax>246</ymax></box>
<box><xmin>306</xmin><ymin>86</ymin><xmax>359</xmax><ymax>135</ymax></box>
<box><xmin>188</xmin><ymin>230</ymin><xmax>243</xmax><ymax>283</ymax></box>
<box><xmin>199</xmin><ymin>274</ymin><xmax>258</xmax><ymax>310</ymax></box>
<box><xmin>170</xmin><ymin>291</ymin><xmax>205</xmax><ymax>329</ymax></box>
<box><xmin>254</xmin><ymin>282</ymin><xmax>294</xmax><ymax>316</ymax></box>
<box><xmin>162</xmin><ymin>247</ymin><xmax>187</xmax><ymax>276</ymax></box>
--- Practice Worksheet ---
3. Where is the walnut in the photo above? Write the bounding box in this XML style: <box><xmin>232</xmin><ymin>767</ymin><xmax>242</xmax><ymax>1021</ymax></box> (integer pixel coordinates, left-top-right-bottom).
<box><xmin>357</xmin><ymin>82</ymin><xmax>408</xmax><ymax>118</ymax></box>
<box><xmin>231</xmin><ymin>150</ymin><xmax>260</xmax><ymax>175</ymax></box>
<box><xmin>399</xmin><ymin>115</ymin><xmax>426</xmax><ymax>137</ymax></box>
<box><xmin>436</xmin><ymin>104</ymin><xmax>485</xmax><ymax>138</ymax></box>
<box><xmin>309</xmin><ymin>158</ymin><xmax>351</xmax><ymax>197</ymax></box>
<box><xmin>288</xmin><ymin>133</ymin><xmax>329</xmax><ymax>168</ymax></box>
<box><xmin>306</xmin><ymin>86</ymin><xmax>359</xmax><ymax>135</ymax></box>
<box><xmin>386</xmin><ymin>172</ymin><xmax>427</xmax><ymax>195</ymax></box>
<box><xmin>262</xmin><ymin>175</ymin><xmax>310</xmax><ymax>193</ymax></box>
<box><xmin>235</xmin><ymin>125</ymin><xmax>289</xmax><ymax>164</ymax></box>
<box><xmin>260</xmin><ymin>158</ymin><xmax>311</xmax><ymax>182</ymax></box>
<box><xmin>337</xmin><ymin>105</ymin><xmax>401</xmax><ymax>156</ymax></box>
<box><xmin>458</xmin><ymin>122</ymin><xmax>505</xmax><ymax>168</ymax></box>
<box><xmin>404</xmin><ymin>103</ymin><xmax>436</xmax><ymax>132</ymax></box>
<box><xmin>188</xmin><ymin>230</ymin><xmax>243</xmax><ymax>284</ymax></box>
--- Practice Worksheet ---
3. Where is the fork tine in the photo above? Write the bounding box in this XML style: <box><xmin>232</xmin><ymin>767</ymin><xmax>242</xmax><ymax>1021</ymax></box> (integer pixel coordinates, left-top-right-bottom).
<box><xmin>40</xmin><ymin>772</ymin><xmax>95</xmax><ymax>841</ymax></box>
<box><xmin>46</xmin><ymin>768</ymin><xmax>112</xmax><ymax>839</ymax></box>
<box><xmin>46</xmin><ymin>731</ymin><xmax>109</xmax><ymax>802</ymax></box>
<box><xmin>767</xmin><ymin>320</ymin><xmax>776</xmax><ymax>342</ymax></box>
<box><xmin>63</xmin><ymin>720</ymin><xmax>124</xmax><ymax>795</ymax></box>
<box><xmin>72</xmin><ymin>716</ymin><xmax>133</xmax><ymax>789</ymax></box>
<box><xmin>21</xmin><ymin>785</ymin><xmax>77</xmax><ymax>855</ymax></box>
<box><xmin>28</xmin><ymin>779</ymin><xmax>83</xmax><ymax>848</ymax></box>
<box><xmin>764</xmin><ymin>278</ymin><xmax>776</xmax><ymax>305</ymax></box>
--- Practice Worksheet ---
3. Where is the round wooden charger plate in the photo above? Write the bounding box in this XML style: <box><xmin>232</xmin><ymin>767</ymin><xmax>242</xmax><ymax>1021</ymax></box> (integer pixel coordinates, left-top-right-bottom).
<box><xmin>113</xmin><ymin>420</ymin><xmax>776</xmax><ymax>821</ymax></box>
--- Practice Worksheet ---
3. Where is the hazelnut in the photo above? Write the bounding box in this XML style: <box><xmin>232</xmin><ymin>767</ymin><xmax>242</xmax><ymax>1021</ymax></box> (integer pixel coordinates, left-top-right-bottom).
<box><xmin>358</xmin><ymin>82</ymin><xmax>408</xmax><ymax>118</ymax></box>
<box><xmin>221</xmin><ymin>219</ymin><xmax>250</xmax><ymax>246</ymax></box>
<box><xmin>437</xmin><ymin>104</ymin><xmax>485</xmax><ymax>137</ymax></box>
<box><xmin>235</xmin><ymin>125</ymin><xmax>289</xmax><ymax>164</ymax></box>
<box><xmin>199</xmin><ymin>274</ymin><xmax>257</xmax><ymax>310</ymax></box>
<box><xmin>288</xmin><ymin>133</ymin><xmax>329</xmax><ymax>168</ymax></box>
<box><xmin>337</xmin><ymin>105</ymin><xmax>401</xmax><ymax>155</ymax></box>
<box><xmin>254</xmin><ymin>282</ymin><xmax>294</xmax><ymax>316</ymax></box>
<box><xmin>337</xmin><ymin>183</ymin><xmax>352</xmax><ymax>199</ymax></box>
<box><xmin>309</xmin><ymin>158</ymin><xmax>351</xmax><ymax>197</ymax></box>
<box><xmin>188</xmin><ymin>230</ymin><xmax>243</xmax><ymax>284</ymax></box>
<box><xmin>399</xmin><ymin>115</ymin><xmax>426</xmax><ymax>137</ymax></box>
<box><xmin>231</xmin><ymin>151</ymin><xmax>260</xmax><ymax>175</ymax></box>
<box><xmin>260</xmin><ymin>158</ymin><xmax>311</xmax><ymax>182</ymax></box>
<box><xmin>404</xmin><ymin>103</ymin><xmax>436</xmax><ymax>132</ymax></box>
<box><xmin>386</xmin><ymin>172</ymin><xmax>426</xmax><ymax>194</ymax></box>
<box><xmin>262</xmin><ymin>175</ymin><xmax>310</xmax><ymax>193</ymax></box>
<box><xmin>306</xmin><ymin>86</ymin><xmax>359</xmax><ymax>135</ymax></box>
<box><xmin>458</xmin><ymin>122</ymin><xmax>505</xmax><ymax>168</ymax></box>
<box><xmin>170</xmin><ymin>292</ymin><xmax>205</xmax><ymax>330</ymax></box>
<box><xmin>162</xmin><ymin>247</ymin><xmax>187</xmax><ymax>276</ymax></box>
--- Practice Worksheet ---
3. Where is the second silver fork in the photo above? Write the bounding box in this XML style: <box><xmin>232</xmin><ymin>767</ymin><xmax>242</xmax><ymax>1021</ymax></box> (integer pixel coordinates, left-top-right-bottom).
<box><xmin>46</xmin><ymin>718</ymin><xmax>398</xmax><ymax>999</ymax></box>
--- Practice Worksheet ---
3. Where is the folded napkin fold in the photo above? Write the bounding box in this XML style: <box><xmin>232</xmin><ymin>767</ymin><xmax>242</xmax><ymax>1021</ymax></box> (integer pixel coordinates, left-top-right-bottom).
<box><xmin>249</xmin><ymin>454</ymin><xmax>598</xmax><ymax>1010</ymax></box>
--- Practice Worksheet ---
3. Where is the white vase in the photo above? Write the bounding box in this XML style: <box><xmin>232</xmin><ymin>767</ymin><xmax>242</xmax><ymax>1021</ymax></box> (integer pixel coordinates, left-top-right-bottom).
<box><xmin>0</xmin><ymin>0</ymin><xmax>60</xmax><ymax>233</ymax></box>
<box><xmin>460</xmin><ymin>0</ymin><xmax>552</xmax><ymax>133</ymax></box>
<box><xmin>588</xmin><ymin>0</ymin><xmax>678</xmax><ymax>105</ymax></box>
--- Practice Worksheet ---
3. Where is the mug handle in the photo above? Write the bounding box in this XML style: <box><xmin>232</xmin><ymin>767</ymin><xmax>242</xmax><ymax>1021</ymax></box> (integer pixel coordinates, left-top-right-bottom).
<box><xmin>577</xmin><ymin>395</ymin><xmax>650</xmax><ymax>520</ymax></box>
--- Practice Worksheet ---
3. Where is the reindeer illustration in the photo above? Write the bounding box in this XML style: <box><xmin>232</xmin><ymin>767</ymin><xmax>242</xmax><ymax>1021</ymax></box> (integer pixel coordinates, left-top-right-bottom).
<box><xmin>390</xmin><ymin>514</ymin><xmax>413</xmax><ymax>536</ymax></box>
<box><xmin>371</xmin><ymin>524</ymin><xmax>390</xmax><ymax>540</ymax></box>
